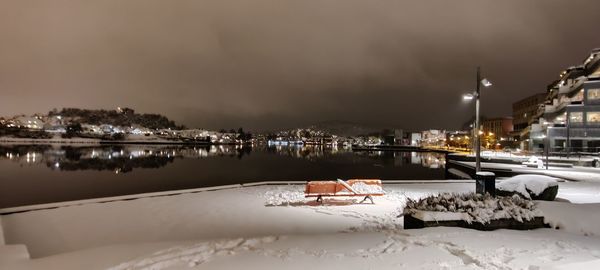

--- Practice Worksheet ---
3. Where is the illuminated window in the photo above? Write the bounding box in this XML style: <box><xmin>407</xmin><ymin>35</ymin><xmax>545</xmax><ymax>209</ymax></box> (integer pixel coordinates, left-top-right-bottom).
<box><xmin>569</xmin><ymin>112</ymin><xmax>583</xmax><ymax>123</ymax></box>
<box><xmin>587</xmin><ymin>112</ymin><xmax>600</xmax><ymax>123</ymax></box>
<box><xmin>588</xmin><ymin>89</ymin><xmax>600</xmax><ymax>100</ymax></box>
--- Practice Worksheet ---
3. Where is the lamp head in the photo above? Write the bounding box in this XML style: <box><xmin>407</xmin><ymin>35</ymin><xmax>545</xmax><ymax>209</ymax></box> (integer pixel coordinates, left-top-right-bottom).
<box><xmin>481</xmin><ymin>78</ymin><xmax>492</xmax><ymax>87</ymax></box>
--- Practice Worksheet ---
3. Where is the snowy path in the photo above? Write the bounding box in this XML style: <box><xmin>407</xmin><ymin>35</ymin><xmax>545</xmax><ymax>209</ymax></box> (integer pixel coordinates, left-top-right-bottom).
<box><xmin>1</xmin><ymin>182</ymin><xmax>600</xmax><ymax>269</ymax></box>
<box><xmin>453</xmin><ymin>160</ymin><xmax>600</xmax><ymax>182</ymax></box>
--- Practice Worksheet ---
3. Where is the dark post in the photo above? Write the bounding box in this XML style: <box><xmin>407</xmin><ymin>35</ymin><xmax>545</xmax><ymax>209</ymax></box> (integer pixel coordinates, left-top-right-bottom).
<box><xmin>566</xmin><ymin>113</ymin><xmax>570</xmax><ymax>158</ymax></box>
<box><xmin>545</xmin><ymin>131</ymin><xmax>549</xmax><ymax>170</ymax></box>
<box><xmin>475</xmin><ymin>67</ymin><xmax>481</xmax><ymax>172</ymax></box>
<box><xmin>475</xmin><ymin>171</ymin><xmax>495</xmax><ymax>196</ymax></box>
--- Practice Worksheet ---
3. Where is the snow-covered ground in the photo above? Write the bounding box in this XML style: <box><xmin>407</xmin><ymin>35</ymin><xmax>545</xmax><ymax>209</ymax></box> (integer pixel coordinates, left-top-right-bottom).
<box><xmin>1</xmin><ymin>181</ymin><xmax>600</xmax><ymax>270</ymax></box>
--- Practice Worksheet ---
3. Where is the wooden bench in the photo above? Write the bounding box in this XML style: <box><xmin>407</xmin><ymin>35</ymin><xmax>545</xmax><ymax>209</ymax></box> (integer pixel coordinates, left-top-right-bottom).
<box><xmin>304</xmin><ymin>179</ymin><xmax>384</xmax><ymax>204</ymax></box>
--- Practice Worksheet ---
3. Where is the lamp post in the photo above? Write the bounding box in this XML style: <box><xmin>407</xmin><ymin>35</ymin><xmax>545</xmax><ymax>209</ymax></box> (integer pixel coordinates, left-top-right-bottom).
<box><xmin>566</xmin><ymin>112</ymin><xmax>570</xmax><ymax>158</ymax></box>
<box><xmin>463</xmin><ymin>67</ymin><xmax>492</xmax><ymax>172</ymax></box>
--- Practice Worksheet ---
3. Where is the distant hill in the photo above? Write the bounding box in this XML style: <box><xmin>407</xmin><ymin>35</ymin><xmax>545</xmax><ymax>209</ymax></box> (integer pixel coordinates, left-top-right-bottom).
<box><xmin>49</xmin><ymin>108</ymin><xmax>183</xmax><ymax>130</ymax></box>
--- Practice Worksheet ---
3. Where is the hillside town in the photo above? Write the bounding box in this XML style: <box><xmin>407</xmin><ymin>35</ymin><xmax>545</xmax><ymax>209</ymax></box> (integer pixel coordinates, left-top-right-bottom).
<box><xmin>0</xmin><ymin>107</ymin><xmax>243</xmax><ymax>144</ymax></box>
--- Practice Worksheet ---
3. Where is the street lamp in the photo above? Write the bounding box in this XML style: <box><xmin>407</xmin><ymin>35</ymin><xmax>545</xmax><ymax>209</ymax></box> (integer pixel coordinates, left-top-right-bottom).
<box><xmin>463</xmin><ymin>67</ymin><xmax>493</xmax><ymax>172</ymax></box>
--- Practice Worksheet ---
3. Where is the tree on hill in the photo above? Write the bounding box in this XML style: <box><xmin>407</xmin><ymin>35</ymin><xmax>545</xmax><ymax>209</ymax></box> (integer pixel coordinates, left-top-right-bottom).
<box><xmin>49</xmin><ymin>108</ymin><xmax>182</xmax><ymax>130</ymax></box>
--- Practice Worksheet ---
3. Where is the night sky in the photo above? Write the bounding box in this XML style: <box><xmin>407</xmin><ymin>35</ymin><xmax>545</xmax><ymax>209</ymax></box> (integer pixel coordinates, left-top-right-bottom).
<box><xmin>1</xmin><ymin>0</ymin><xmax>600</xmax><ymax>132</ymax></box>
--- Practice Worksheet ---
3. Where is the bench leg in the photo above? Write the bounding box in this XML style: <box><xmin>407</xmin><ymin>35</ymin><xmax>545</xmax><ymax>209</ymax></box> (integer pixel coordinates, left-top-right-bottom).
<box><xmin>360</xmin><ymin>195</ymin><xmax>374</xmax><ymax>204</ymax></box>
<box><xmin>316</xmin><ymin>195</ymin><xmax>323</xmax><ymax>203</ymax></box>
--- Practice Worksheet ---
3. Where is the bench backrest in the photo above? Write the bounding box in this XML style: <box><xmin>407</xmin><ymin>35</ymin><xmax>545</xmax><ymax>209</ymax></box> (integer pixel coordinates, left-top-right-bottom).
<box><xmin>305</xmin><ymin>179</ymin><xmax>382</xmax><ymax>195</ymax></box>
<box><xmin>305</xmin><ymin>181</ymin><xmax>341</xmax><ymax>194</ymax></box>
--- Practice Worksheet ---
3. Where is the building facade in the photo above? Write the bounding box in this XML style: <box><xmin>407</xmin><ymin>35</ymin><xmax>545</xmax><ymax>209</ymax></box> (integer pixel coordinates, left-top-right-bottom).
<box><xmin>511</xmin><ymin>93</ymin><xmax>547</xmax><ymax>149</ymax></box>
<box><xmin>481</xmin><ymin>117</ymin><xmax>513</xmax><ymax>139</ymax></box>
<box><xmin>529</xmin><ymin>48</ymin><xmax>600</xmax><ymax>153</ymax></box>
<box><xmin>481</xmin><ymin>117</ymin><xmax>513</xmax><ymax>149</ymax></box>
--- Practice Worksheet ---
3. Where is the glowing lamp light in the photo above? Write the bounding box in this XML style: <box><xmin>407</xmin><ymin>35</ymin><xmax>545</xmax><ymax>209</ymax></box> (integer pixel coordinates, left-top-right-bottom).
<box><xmin>463</xmin><ymin>94</ymin><xmax>474</xmax><ymax>100</ymax></box>
<box><xmin>481</xmin><ymin>78</ymin><xmax>493</xmax><ymax>87</ymax></box>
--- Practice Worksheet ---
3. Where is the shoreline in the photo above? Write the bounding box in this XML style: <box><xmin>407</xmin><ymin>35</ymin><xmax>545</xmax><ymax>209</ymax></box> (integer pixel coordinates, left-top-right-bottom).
<box><xmin>0</xmin><ymin>180</ymin><xmax>475</xmax><ymax>215</ymax></box>
<box><xmin>0</xmin><ymin>137</ymin><xmax>219</xmax><ymax>146</ymax></box>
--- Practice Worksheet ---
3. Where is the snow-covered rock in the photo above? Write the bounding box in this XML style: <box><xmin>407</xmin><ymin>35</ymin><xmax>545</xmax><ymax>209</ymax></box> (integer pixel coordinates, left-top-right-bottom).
<box><xmin>497</xmin><ymin>175</ymin><xmax>559</xmax><ymax>200</ymax></box>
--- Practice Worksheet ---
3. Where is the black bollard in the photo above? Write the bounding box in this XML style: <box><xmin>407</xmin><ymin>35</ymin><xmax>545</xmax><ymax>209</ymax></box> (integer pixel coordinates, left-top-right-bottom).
<box><xmin>475</xmin><ymin>171</ymin><xmax>496</xmax><ymax>196</ymax></box>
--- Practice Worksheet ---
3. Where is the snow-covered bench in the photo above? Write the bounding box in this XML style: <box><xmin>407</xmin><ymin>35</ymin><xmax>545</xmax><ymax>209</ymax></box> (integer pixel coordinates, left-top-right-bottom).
<box><xmin>304</xmin><ymin>179</ymin><xmax>384</xmax><ymax>204</ymax></box>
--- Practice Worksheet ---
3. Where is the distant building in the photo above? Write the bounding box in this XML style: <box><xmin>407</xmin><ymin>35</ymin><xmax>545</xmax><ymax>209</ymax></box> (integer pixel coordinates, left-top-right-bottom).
<box><xmin>479</xmin><ymin>117</ymin><xmax>513</xmax><ymax>149</ymax></box>
<box><xmin>446</xmin><ymin>131</ymin><xmax>471</xmax><ymax>149</ymax></box>
<box><xmin>421</xmin><ymin>130</ymin><xmax>446</xmax><ymax>147</ymax></box>
<box><xmin>511</xmin><ymin>93</ymin><xmax>547</xmax><ymax>148</ymax></box>
<box><xmin>11</xmin><ymin>115</ymin><xmax>44</xmax><ymax>129</ymax></box>
<box><xmin>481</xmin><ymin>117</ymin><xmax>513</xmax><ymax>139</ymax></box>
<box><xmin>410</xmin><ymin>132</ymin><xmax>422</xmax><ymax>146</ymax></box>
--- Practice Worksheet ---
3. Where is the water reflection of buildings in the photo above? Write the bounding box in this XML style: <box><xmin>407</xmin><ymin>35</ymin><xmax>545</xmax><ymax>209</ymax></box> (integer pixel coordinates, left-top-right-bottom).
<box><xmin>0</xmin><ymin>145</ymin><xmax>252</xmax><ymax>173</ymax></box>
<box><xmin>265</xmin><ymin>144</ymin><xmax>445</xmax><ymax>168</ymax></box>
<box><xmin>265</xmin><ymin>144</ymin><xmax>352</xmax><ymax>160</ymax></box>
<box><xmin>353</xmin><ymin>150</ymin><xmax>445</xmax><ymax>169</ymax></box>
<box><xmin>0</xmin><ymin>144</ymin><xmax>445</xmax><ymax>173</ymax></box>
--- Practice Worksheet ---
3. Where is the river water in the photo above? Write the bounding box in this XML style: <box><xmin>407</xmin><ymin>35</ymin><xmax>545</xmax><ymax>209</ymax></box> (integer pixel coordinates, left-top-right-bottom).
<box><xmin>0</xmin><ymin>144</ymin><xmax>446</xmax><ymax>208</ymax></box>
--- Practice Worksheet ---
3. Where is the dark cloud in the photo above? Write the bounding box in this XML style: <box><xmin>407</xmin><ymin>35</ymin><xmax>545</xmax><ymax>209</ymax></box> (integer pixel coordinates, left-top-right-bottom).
<box><xmin>1</xmin><ymin>0</ymin><xmax>600</xmax><ymax>131</ymax></box>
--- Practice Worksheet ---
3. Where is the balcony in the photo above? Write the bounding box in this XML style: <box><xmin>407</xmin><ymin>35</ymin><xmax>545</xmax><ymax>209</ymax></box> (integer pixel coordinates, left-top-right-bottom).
<box><xmin>558</xmin><ymin>77</ymin><xmax>586</xmax><ymax>95</ymax></box>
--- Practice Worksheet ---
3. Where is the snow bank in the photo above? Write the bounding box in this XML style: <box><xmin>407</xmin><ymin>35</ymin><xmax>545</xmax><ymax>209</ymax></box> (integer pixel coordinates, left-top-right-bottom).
<box><xmin>497</xmin><ymin>175</ymin><xmax>559</xmax><ymax>199</ymax></box>
<box><xmin>538</xmin><ymin>201</ymin><xmax>600</xmax><ymax>236</ymax></box>
<box><xmin>405</xmin><ymin>193</ymin><xmax>541</xmax><ymax>224</ymax></box>
<box><xmin>350</xmin><ymin>182</ymin><xmax>384</xmax><ymax>194</ymax></box>
<box><xmin>263</xmin><ymin>189</ymin><xmax>306</xmax><ymax>206</ymax></box>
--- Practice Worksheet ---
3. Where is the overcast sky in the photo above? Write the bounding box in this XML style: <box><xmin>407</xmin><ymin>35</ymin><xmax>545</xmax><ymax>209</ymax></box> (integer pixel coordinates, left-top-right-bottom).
<box><xmin>1</xmin><ymin>0</ymin><xmax>600</xmax><ymax>131</ymax></box>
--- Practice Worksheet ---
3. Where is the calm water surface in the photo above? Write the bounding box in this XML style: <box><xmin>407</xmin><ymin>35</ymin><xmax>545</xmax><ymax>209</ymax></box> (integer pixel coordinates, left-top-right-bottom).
<box><xmin>0</xmin><ymin>144</ymin><xmax>446</xmax><ymax>208</ymax></box>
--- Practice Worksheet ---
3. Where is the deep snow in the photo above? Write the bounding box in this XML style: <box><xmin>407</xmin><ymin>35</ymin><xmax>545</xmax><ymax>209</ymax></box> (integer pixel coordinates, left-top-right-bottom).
<box><xmin>1</xmin><ymin>181</ymin><xmax>600</xmax><ymax>270</ymax></box>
